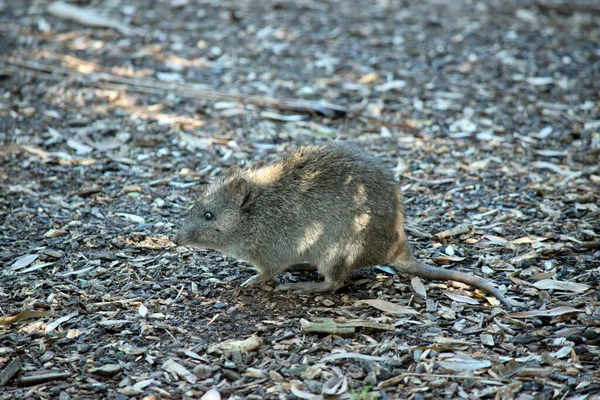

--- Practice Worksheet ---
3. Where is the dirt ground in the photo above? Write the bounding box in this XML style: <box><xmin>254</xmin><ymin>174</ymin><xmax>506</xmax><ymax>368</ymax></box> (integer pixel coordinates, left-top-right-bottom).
<box><xmin>1</xmin><ymin>0</ymin><xmax>599</xmax><ymax>399</ymax></box>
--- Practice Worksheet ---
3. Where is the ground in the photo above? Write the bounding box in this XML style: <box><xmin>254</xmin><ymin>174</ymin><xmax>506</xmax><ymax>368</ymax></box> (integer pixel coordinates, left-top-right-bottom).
<box><xmin>1</xmin><ymin>0</ymin><xmax>600</xmax><ymax>399</ymax></box>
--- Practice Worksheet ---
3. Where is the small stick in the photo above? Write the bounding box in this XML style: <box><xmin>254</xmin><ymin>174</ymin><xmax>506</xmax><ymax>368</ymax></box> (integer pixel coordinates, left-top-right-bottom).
<box><xmin>434</xmin><ymin>223</ymin><xmax>472</xmax><ymax>240</ymax></box>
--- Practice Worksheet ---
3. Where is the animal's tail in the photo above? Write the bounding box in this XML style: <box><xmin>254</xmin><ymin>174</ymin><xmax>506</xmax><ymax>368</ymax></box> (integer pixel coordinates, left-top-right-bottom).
<box><xmin>396</xmin><ymin>257</ymin><xmax>512</xmax><ymax>308</ymax></box>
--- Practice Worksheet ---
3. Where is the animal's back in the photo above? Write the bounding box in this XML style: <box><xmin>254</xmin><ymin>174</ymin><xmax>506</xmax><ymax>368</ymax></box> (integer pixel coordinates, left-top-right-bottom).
<box><xmin>242</xmin><ymin>143</ymin><xmax>410</xmax><ymax>275</ymax></box>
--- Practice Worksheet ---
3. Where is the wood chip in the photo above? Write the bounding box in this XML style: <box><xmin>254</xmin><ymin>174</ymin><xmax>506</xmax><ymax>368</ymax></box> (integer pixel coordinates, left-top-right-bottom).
<box><xmin>0</xmin><ymin>358</ymin><xmax>22</xmax><ymax>386</ymax></box>
<box><xmin>20</xmin><ymin>371</ymin><xmax>71</xmax><ymax>385</ymax></box>
<box><xmin>434</xmin><ymin>223</ymin><xmax>472</xmax><ymax>240</ymax></box>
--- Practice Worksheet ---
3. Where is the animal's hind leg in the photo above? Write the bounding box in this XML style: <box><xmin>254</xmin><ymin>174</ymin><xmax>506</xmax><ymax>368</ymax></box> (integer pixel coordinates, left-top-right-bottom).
<box><xmin>275</xmin><ymin>275</ymin><xmax>344</xmax><ymax>293</ymax></box>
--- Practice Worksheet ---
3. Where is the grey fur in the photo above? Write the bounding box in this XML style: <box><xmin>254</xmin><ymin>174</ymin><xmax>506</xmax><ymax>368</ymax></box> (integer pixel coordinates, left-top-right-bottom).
<box><xmin>174</xmin><ymin>143</ymin><xmax>511</xmax><ymax>307</ymax></box>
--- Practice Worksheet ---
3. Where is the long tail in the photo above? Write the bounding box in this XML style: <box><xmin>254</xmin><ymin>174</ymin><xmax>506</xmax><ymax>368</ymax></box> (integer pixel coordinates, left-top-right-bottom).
<box><xmin>396</xmin><ymin>258</ymin><xmax>512</xmax><ymax>308</ymax></box>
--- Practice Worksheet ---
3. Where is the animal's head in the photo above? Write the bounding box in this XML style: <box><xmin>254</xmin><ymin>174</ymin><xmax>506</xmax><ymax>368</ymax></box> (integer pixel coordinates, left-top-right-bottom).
<box><xmin>173</xmin><ymin>175</ymin><xmax>256</xmax><ymax>251</ymax></box>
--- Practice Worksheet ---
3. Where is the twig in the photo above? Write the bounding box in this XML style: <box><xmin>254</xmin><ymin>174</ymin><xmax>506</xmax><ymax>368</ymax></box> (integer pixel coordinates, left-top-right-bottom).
<box><xmin>535</xmin><ymin>1</ymin><xmax>600</xmax><ymax>15</ymax></box>
<box><xmin>20</xmin><ymin>371</ymin><xmax>71</xmax><ymax>386</ymax></box>
<box><xmin>88</xmin><ymin>297</ymin><xmax>145</xmax><ymax>308</ymax></box>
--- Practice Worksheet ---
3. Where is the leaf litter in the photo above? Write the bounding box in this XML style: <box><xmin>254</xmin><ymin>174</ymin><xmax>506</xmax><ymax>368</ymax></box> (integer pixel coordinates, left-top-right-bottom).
<box><xmin>0</xmin><ymin>0</ymin><xmax>599</xmax><ymax>398</ymax></box>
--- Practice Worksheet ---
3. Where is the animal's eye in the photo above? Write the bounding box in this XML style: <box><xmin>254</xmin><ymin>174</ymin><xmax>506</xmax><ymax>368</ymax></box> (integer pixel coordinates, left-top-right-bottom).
<box><xmin>204</xmin><ymin>212</ymin><xmax>214</xmax><ymax>221</ymax></box>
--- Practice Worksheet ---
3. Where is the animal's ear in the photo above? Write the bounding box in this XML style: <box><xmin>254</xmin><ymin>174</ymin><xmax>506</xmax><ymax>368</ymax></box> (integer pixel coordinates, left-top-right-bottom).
<box><xmin>229</xmin><ymin>177</ymin><xmax>256</xmax><ymax>210</ymax></box>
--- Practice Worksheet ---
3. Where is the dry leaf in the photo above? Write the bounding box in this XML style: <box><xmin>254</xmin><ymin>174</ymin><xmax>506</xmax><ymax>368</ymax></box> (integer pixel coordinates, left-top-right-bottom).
<box><xmin>115</xmin><ymin>213</ymin><xmax>146</xmax><ymax>224</ymax></box>
<box><xmin>138</xmin><ymin>303</ymin><xmax>148</xmax><ymax>317</ymax></box>
<box><xmin>507</xmin><ymin>306</ymin><xmax>583</xmax><ymax>319</ymax></box>
<box><xmin>510</xmin><ymin>236</ymin><xmax>549</xmax><ymax>244</ymax></box>
<box><xmin>533</xmin><ymin>279</ymin><xmax>590</xmax><ymax>294</ymax></box>
<box><xmin>161</xmin><ymin>359</ymin><xmax>197</xmax><ymax>384</ymax></box>
<box><xmin>443</xmin><ymin>292</ymin><xmax>480</xmax><ymax>305</ymax></box>
<box><xmin>550</xmin><ymin>346</ymin><xmax>573</xmax><ymax>359</ymax></box>
<box><xmin>200</xmin><ymin>389</ymin><xmax>222</xmax><ymax>400</ymax></box>
<box><xmin>45</xmin><ymin>311</ymin><xmax>78</xmax><ymax>333</ymax></box>
<box><xmin>483</xmin><ymin>235</ymin><xmax>509</xmax><ymax>246</ymax></box>
<box><xmin>432</xmin><ymin>255</ymin><xmax>467</xmax><ymax>264</ymax></box>
<box><xmin>66</xmin><ymin>138</ymin><xmax>93</xmax><ymax>154</ymax></box>
<box><xmin>9</xmin><ymin>254</ymin><xmax>38</xmax><ymax>271</ymax></box>
<box><xmin>48</xmin><ymin>1</ymin><xmax>143</xmax><ymax>35</ymax></box>
<box><xmin>291</xmin><ymin>385</ymin><xmax>321</xmax><ymax>399</ymax></box>
<box><xmin>320</xmin><ymin>352</ymin><xmax>388</xmax><ymax>363</ymax></box>
<box><xmin>411</xmin><ymin>277</ymin><xmax>427</xmax><ymax>298</ymax></box>
<box><xmin>356</xmin><ymin>299</ymin><xmax>419</xmax><ymax>315</ymax></box>
<box><xmin>438</xmin><ymin>358</ymin><xmax>491</xmax><ymax>372</ymax></box>
<box><xmin>44</xmin><ymin>229</ymin><xmax>67</xmax><ymax>238</ymax></box>
<box><xmin>0</xmin><ymin>310</ymin><xmax>56</xmax><ymax>326</ymax></box>
<box><xmin>322</xmin><ymin>375</ymin><xmax>348</xmax><ymax>396</ymax></box>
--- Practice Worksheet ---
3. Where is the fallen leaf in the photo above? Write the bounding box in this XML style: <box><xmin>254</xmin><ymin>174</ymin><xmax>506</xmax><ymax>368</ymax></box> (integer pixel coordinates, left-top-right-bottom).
<box><xmin>356</xmin><ymin>299</ymin><xmax>418</xmax><ymax>315</ymax></box>
<box><xmin>200</xmin><ymin>388</ymin><xmax>222</xmax><ymax>400</ymax></box>
<box><xmin>322</xmin><ymin>375</ymin><xmax>347</xmax><ymax>396</ymax></box>
<box><xmin>91</xmin><ymin>138</ymin><xmax>123</xmax><ymax>152</ymax></box>
<box><xmin>45</xmin><ymin>312</ymin><xmax>78</xmax><ymax>333</ymax></box>
<box><xmin>432</xmin><ymin>255</ymin><xmax>467</xmax><ymax>264</ymax></box>
<box><xmin>9</xmin><ymin>254</ymin><xmax>38</xmax><ymax>271</ymax></box>
<box><xmin>66</xmin><ymin>138</ymin><xmax>93</xmax><ymax>154</ymax></box>
<box><xmin>118</xmin><ymin>378</ymin><xmax>155</xmax><ymax>395</ymax></box>
<box><xmin>119</xmin><ymin>343</ymin><xmax>147</xmax><ymax>355</ymax></box>
<box><xmin>438</xmin><ymin>358</ymin><xmax>491</xmax><ymax>372</ymax></box>
<box><xmin>291</xmin><ymin>385</ymin><xmax>321</xmax><ymax>399</ymax></box>
<box><xmin>533</xmin><ymin>279</ymin><xmax>590</xmax><ymax>294</ymax></box>
<box><xmin>550</xmin><ymin>346</ymin><xmax>573</xmax><ymax>359</ymax></box>
<box><xmin>115</xmin><ymin>213</ymin><xmax>146</xmax><ymax>224</ymax></box>
<box><xmin>507</xmin><ymin>306</ymin><xmax>583</xmax><ymax>319</ymax></box>
<box><xmin>411</xmin><ymin>277</ymin><xmax>427</xmax><ymax>298</ymax></box>
<box><xmin>443</xmin><ymin>292</ymin><xmax>480</xmax><ymax>305</ymax></box>
<box><xmin>0</xmin><ymin>310</ymin><xmax>57</xmax><ymax>326</ymax></box>
<box><xmin>375</xmin><ymin>265</ymin><xmax>396</xmax><ymax>275</ymax></box>
<box><xmin>138</xmin><ymin>303</ymin><xmax>148</xmax><ymax>317</ymax></box>
<box><xmin>17</xmin><ymin>262</ymin><xmax>55</xmax><ymax>274</ymax></box>
<box><xmin>161</xmin><ymin>359</ymin><xmax>197</xmax><ymax>384</ymax></box>
<box><xmin>320</xmin><ymin>352</ymin><xmax>388</xmax><ymax>363</ymax></box>
<box><xmin>483</xmin><ymin>235</ymin><xmax>509</xmax><ymax>246</ymax></box>
<box><xmin>509</xmin><ymin>236</ymin><xmax>549</xmax><ymax>244</ymax></box>
<box><xmin>44</xmin><ymin>229</ymin><xmax>68</xmax><ymax>238</ymax></box>
<box><xmin>48</xmin><ymin>1</ymin><xmax>143</xmax><ymax>35</ymax></box>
